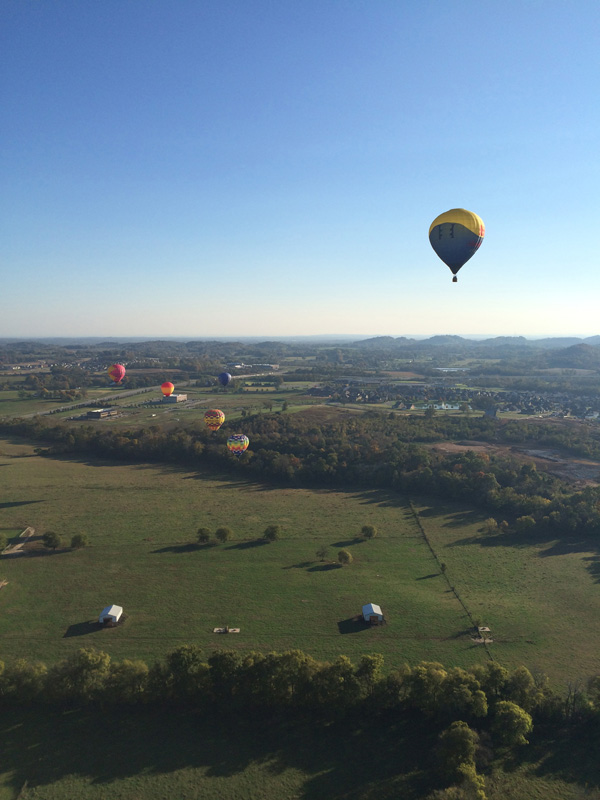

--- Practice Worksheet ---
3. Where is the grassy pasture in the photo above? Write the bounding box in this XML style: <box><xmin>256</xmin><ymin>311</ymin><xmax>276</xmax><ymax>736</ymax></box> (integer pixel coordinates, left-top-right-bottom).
<box><xmin>90</xmin><ymin>386</ymin><xmax>320</xmax><ymax>429</ymax></box>
<box><xmin>3</xmin><ymin>440</ymin><xmax>600</xmax><ymax>799</ymax></box>
<box><xmin>0</xmin><ymin>437</ymin><xmax>484</xmax><ymax>670</ymax></box>
<box><xmin>3</xmin><ymin>706</ymin><xmax>597</xmax><ymax>800</ymax></box>
<box><xmin>413</xmin><ymin>501</ymin><xmax>600</xmax><ymax>687</ymax></box>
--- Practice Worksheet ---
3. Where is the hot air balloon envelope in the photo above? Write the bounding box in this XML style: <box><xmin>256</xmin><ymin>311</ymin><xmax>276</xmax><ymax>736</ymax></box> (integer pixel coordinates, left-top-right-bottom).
<box><xmin>218</xmin><ymin>372</ymin><xmax>232</xmax><ymax>387</ymax></box>
<box><xmin>227</xmin><ymin>434</ymin><xmax>249</xmax><ymax>457</ymax></box>
<box><xmin>161</xmin><ymin>382</ymin><xmax>175</xmax><ymax>396</ymax></box>
<box><xmin>204</xmin><ymin>409</ymin><xmax>225</xmax><ymax>431</ymax></box>
<box><xmin>108</xmin><ymin>364</ymin><xmax>126</xmax><ymax>384</ymax></box>
<box><xmin>429</xmin><ymin>208</ymin><xmax>485</xmax><ymax>281</ymax></box>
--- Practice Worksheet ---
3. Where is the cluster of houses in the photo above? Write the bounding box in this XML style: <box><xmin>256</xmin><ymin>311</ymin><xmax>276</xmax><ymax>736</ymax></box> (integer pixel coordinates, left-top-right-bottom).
<box><xmin>306</xmin><ymin>380</ymin><xmax>600</xmax><ymax>420</ymax></box>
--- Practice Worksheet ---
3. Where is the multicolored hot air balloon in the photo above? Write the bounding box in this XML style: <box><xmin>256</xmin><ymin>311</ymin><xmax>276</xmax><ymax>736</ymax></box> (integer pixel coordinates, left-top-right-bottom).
<box><xmin>108</xmin><ymin>364</ymin><xmax>126</xmax><ymax>384</ymax></box>
<box><xmin>218</xmin><ymin>372</ymin><xmax>232</xmax><ymax>387</ymax></box>
<box><xmin>161</xmin><ymin>382</ymin><xmax>175</xmax><ymax>397</ymax></box>
<box><xmin>227</xmin><ymin>434</ymin><xmax>249</xmax><ymax>457</ymax></box>
<box><xmin>429</xmin><ymin>208</ymin><xmax>485</xmax><ymax>282</ymax></box>
<box><xmin>204</xmin><ymin>409</ymin><xmax>225</xmax><ymax>431</ymax></box>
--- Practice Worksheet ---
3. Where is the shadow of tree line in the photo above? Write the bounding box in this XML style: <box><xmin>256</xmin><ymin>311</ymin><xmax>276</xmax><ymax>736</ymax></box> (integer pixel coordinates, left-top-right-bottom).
<box><xmin>0</xmin><ymin>707</ymin><xmax>436</xmax><ymax>800</ymax></box>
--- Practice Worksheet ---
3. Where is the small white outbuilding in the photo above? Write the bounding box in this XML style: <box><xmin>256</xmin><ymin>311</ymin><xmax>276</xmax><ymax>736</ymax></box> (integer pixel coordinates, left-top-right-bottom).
<box><xmin>362</xmin><ymin>602</ymin><xmax>384</xmax><ymax>624</ymax></box>
<box><xmin>99</xmin><ymin>604</ymin><xmax>123</xmax><ymax>624</ymax></box>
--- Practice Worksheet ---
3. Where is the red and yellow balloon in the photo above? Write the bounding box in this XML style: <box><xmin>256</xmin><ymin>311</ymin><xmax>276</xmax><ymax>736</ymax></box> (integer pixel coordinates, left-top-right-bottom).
<box><xmin>204</xmin><ymin>409</ymin><xmax>225</xmax><ymax>431</ymax></box>
<box><xmin>161</xmin><ymin>382</ymin><xmax>175</xmax><ymax>396</ymax></box>
<box><xmin>108</xmin><ymin>364</ymin><xmax>126</xmax><ymax>384</ymax></box>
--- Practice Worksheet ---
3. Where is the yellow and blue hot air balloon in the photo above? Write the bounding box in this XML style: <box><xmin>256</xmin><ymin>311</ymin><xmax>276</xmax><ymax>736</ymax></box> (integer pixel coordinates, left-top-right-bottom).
<box><xmin>429</xmin><ymin>208</ymin><xmax>485</xmax><ymax>282</ymax></box>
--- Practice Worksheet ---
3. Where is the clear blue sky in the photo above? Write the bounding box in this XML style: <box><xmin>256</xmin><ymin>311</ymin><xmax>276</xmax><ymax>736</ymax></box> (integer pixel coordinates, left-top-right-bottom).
<box><xmin>2</xmin><ymin>1</ymin><xmax>600</xmax><ymax>339</ymax></box>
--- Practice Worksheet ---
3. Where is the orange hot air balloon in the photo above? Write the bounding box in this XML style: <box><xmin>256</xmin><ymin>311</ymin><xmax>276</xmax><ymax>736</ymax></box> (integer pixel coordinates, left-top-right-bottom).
<box><xmin>108</xmin><ymin>364</ymin><xmax>126</xmax><ymax>384</ymax></box>
<box><xmin>161</xmin><ymin>382</ymin><xmax>175</xmax><ymax>396</ymax></box>
<box><xmin>204</xmin><ymin>409</ymin><xmax>225</xmax><ymax>431</ymax></box>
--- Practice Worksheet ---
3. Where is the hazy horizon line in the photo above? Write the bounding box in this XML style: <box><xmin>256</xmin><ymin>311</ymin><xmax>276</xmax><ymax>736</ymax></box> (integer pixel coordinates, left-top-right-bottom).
<box><xmin>1</xmin><ymin>333</ymin><xmax>599</xmax><ymax>343</ymax></box>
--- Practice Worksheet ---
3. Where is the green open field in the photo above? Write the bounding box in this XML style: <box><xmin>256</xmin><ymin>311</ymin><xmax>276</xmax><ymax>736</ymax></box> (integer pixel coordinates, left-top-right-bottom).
<box><xmin>2</xmin><ymin>437</ymin><xmax>600</xmax><ymax>685</ymax></box>
<box><xmin>3</xmin><ymin>437</ymin><xmax>600</xmax><ymax>799</ymax></box>
<box><xmin>60</xmin><ymin>385</ymin><xmax>321</xmax><ymax>428</ymax></box>
<box><xmin>0</xmin><ymin>437</ymin><xmax>485</xmax><ymax>670</ymax></box>
<box><xmin>0</xmin><ymin>388</ymin><xmax>121</xmax><ymax>417</ymax></box>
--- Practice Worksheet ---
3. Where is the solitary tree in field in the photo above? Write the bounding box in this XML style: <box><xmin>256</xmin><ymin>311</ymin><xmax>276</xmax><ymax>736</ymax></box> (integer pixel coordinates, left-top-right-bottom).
<box><xmin>338</xmin><ymin>549</ymin><xmax>353</xmax><ymax>566</ymax></box>
<box><xmin>263</xmin><ymin>525</ymin><xmax>281</xmax><ymax>543</ymax></box>
<box><xmin>42</xmin><ymin>531</ymin><xmax>63</xmax><ymax>551</ymax></box>
<box><xmin>482</xmin><ymin>518</ymin><xmax>498</xmax><ymax>534</ymax></box>
<box><xmin>71</xmin><ymin>533</ymin><xmax>89</xmax><ymax>549</ymax></box>
<box><xmin>361</xmin><ymin>524</ymin><xmax>377</xmax><ymax>540</ymax></box>
<box><xmin>197</xmin><ymin>527</ymin><xmax>212</xmax><ymax>545</ymax></box>
<box><xmin>215</xmin><ymin>527</ymin><xmax>232</xmax><ymax>543</ymax></box>
<box><xmin>316</xmin><ymin>545</ymin><xmax>329</xmax><ymax>562</ymax></box>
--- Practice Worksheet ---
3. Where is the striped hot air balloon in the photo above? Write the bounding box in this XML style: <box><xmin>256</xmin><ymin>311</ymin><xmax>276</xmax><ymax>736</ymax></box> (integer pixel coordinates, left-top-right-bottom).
<box><xmin>227</xmin><ymin>434</ymin><xmax>249</xmax><ymax>457</ymax></box>
<box><xmin>429</xmin><ymin>208</ymin><xmax>485</xmax><ymax>282</ymax></box>
<box><xmin>204</xmin><ymin>409</ymin><xmax>225</xmax><ymax>431</ymax></box>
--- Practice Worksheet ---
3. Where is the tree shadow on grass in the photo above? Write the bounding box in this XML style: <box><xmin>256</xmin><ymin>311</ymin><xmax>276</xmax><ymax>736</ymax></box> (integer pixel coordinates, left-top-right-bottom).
<box><xmin>416</xmin><ymin>503</ymin><xmax>482</xmax><ymax>528</ymax></box>
<box><xmin>0</xmin><ymin>500</ymin><xmax>45</xmax><ymax>508</ymax></box>
<box><xmin>151</xmin><ymin>543</ymin><xmax>200</xmax><ymax>554</ymax></box>
<box><xmin>63</xmin><ymin>621</ymin><xmax>103</xmax><ymax>638</ymax></box>
<box><xmin>307</xmin><ymin>563</ymin><xmax>341</xmax><ymax>572</ymax></box>
<box><xmin>415</xmin><ymin>573</ymin><xmax>439</xmax><ymax>580</ymax></box>
<box><xmin>331</xmin><ymin>537</ymin><xmax>363</xmax><ymax>547</ymax></box>
<box><xmin>508</xmin><ymin>723</ymin><xmax>600</xmax><ymax>790</ymax></box>
<box><xmin>352</xmin><ymin>488</ymin><xmax>410</xmax><ymax>509</ymax></box>
<box><xmin>283</xmin><ymin>561</ymin><xmax>315</xmax><ymax>570</ymax></box>
<box><xmin>582</xmin><ymin>555</ymin><xmax>600</xmax><ymax>583</ymax></box>
<box><xmin>449</xmin><ymin>526</ymin><xmax>600</xmax><ymax>580</ymax></box>
<box><xmin>0</xmin><ymin>708</ymin><xmax>437</xmax><ymax>800</ymax></box>
<box><xmin>227</xmin><ymin>539</ymin><xmax>268</xmax><ymax>550</ymax></box>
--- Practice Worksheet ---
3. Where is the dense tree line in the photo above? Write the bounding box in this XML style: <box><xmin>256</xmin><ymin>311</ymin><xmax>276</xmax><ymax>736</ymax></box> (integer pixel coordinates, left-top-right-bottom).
<box><xmin>4</xmin><ymin>411</ymin><xmax>600</xmax><ymax>541</ymax></box>
<box><xmin>3</xmin><ymin>647</ymin><xmax>600</xmax><ymax>797</ymax></box>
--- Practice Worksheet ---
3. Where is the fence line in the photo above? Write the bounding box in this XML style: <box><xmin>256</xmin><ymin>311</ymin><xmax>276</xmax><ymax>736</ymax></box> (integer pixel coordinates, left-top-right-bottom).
<box><xmin>408</xmin><ymin>500</ymin><xmax>494</xmax><ymax>662</ymax></box>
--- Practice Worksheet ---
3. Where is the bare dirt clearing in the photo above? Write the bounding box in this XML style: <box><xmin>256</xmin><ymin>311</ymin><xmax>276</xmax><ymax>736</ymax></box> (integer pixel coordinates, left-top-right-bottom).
<box><xmin>428</xmin><ymin>440</ymin><xmax>600</xmax><ymax>485</ymax></box>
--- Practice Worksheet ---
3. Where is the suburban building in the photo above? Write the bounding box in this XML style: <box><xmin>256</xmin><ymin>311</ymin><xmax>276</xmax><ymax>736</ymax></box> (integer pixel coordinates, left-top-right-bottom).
<box><xmin>87</xmin><ymin>408</ymin><xmax>118</xmax><ymax>419</ymax></box>
<box><xmin>162</xmin><ymin>394</ymin><xmax>187</xmax><ymax>403</ymax></box>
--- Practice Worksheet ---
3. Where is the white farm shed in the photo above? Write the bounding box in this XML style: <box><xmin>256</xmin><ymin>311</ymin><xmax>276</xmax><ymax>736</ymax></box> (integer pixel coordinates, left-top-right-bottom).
<box><xmin>362</xmin><ymin>603</ymin><xmax>384</xmax><ymax>624</ymax></box>
<box><xmin>99</xmin><ymin>604</ymin><xmax>123</xmax><ymax>624</ymax></box>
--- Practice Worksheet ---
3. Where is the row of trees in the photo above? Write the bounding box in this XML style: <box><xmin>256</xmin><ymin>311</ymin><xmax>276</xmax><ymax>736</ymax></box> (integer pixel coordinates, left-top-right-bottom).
<box><xmin>0</xmin><ymin>646</ymin><xmax>548</xmax><ymax>720</ymax></box>
<box><xmin>6</xmin><ymin>647</ymin><xmax>600</xmax><ymax>797</ymax></box>
<box><xmin>196</xmin><ymin>525</ymin><xmax>282</xmax><ymax>545</ymax></box>
<box><xmin>4</xmin><ymin>412</ymin><xmax>600</xmax><ymax>540</ymax></box>
<box><xmin>0</xmin><ymin>531</ymin><xmax>88</xmax><ymax>552</ymax></box>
